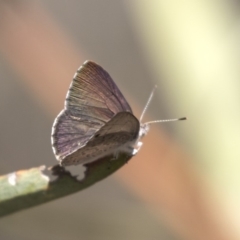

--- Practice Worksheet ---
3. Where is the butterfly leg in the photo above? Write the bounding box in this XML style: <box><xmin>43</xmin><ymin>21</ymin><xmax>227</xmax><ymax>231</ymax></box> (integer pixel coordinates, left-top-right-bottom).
<box><xmin>122</xmin><ymin>141</ymin><xmax>143</xmax><ymax>156</ymax></box>
<box><xmin>110</xmin><ymin>150</ymin><xmax>121</xmax><ymax>161</ymax></box>
<box><xmin>132</xmin><ymin>141</ymin><xmax>143</xmax><ymax>155</ymax></box>
<box><xmin>113</xmin><ymin>150</ymin><xmax>119</xmax><ymax>160</ymax></box>
<box><xmin>111</xmin><ymin>141</ymin><xmax>143</xmax><ymax>160</ymax></box>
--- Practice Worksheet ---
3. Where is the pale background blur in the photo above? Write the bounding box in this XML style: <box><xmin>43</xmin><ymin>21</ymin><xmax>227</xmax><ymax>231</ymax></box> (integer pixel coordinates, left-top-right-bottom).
<box><xmin>0</xmin><ymin>1</ymin><xmax>240</xmax><ymax>240</ymax></box>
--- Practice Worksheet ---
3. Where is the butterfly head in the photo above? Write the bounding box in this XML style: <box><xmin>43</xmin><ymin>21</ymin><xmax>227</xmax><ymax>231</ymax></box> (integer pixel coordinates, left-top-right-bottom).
<box><xmin>139</xmin><ymin>123</ymin><xmax>150</xmax><ymax>139</ymax></box>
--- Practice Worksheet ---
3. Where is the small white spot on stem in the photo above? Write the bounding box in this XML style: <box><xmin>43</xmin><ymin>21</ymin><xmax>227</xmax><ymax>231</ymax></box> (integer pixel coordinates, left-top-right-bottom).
<box><xmin>39</xmin><ymin>165</ymin><xmax>50</xmax><ymax>182</ymax></box>
<box><xmin>8</xmin><ymin>173</ymin><xmax>17</xmax><ymax>186</ymax></box>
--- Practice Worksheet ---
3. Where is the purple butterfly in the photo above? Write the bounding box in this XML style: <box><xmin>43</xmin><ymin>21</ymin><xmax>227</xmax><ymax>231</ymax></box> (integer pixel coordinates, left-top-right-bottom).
<box><xmin>51</xmin><ymin>61</ymin><xmax>186</xmax><ymax>166</ymax></box>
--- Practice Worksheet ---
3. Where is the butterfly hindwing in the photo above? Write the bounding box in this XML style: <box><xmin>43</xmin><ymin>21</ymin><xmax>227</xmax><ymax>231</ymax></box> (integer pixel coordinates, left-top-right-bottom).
<box><xmin>61</xmin><ymin>112</ymin><xmax>140</xmax><ymax>166</ymax></box>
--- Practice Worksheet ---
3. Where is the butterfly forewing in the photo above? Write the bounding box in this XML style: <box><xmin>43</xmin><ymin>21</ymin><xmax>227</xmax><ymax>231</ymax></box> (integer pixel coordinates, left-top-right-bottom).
<box><xmin>52</xmin><ymin>61</ymin><xmax>133</xmax><ymax>162</ymax></box>
<box><xmin>61</xmin><ymin>112</ymin><xmax>140</xmax><ymax>166</ymax></box>
<box><xmin>66</xmin><ymin>61</ymin><xmax>132</xmax><ymax>116</ymax></box>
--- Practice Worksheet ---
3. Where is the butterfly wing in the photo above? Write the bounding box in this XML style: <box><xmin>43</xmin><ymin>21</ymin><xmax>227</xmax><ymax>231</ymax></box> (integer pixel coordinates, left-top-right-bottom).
<box><xmin>52</xmin><ymin>61</ymin><xmax>132</xmax><ymax>161</ymax></box>
<box><xmin>61</xmin><ymin>112</ymin><xmax>140</xmax><ymax>166</ymax></box>
<box><xmin>66</xmin><ymin>61</ymin><xmax>132</xmax><ymax>117</ymax></box>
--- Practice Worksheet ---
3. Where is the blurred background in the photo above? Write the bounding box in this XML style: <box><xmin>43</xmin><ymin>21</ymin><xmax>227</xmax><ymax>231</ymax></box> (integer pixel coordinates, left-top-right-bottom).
<box><xmin>0</xmin><ymin>1</ymin><xmax>240</xmax><ymax>240</ymax></box>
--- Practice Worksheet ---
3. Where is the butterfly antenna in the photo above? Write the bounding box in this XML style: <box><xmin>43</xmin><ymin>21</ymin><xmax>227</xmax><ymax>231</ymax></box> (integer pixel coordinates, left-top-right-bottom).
<box><xmin>140</xmin><ymin>85</ymin><xmax>158</xmax><ymax>122</ymax></box>
<box><xmin>145</xmin><ymin>117</ymin><xmax>187</xmax><ymax>125</ymax></box>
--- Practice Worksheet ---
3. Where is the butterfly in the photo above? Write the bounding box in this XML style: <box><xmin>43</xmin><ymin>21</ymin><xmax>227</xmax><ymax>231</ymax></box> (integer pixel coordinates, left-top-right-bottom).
<box><xmin>51</xmin><ymin>60</ymin><xmax>186</xmax><ymax>166</ymax></box>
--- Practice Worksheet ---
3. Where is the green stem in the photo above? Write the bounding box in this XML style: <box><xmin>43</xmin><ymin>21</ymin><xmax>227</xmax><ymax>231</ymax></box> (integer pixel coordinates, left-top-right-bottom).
<box><xmin>0</xmin><ymin>153</ymin><xmax>131</xmax><ymax>218</ymax></box>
